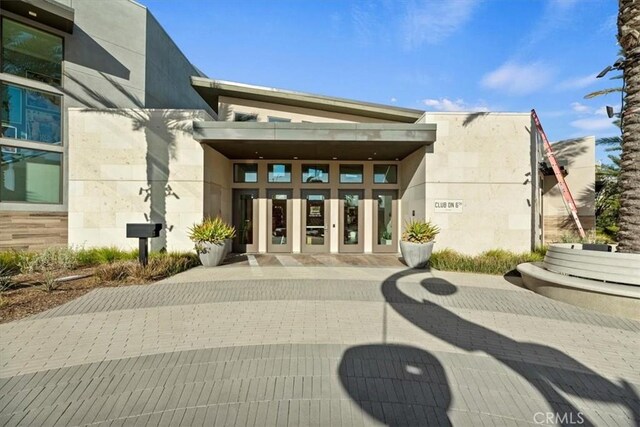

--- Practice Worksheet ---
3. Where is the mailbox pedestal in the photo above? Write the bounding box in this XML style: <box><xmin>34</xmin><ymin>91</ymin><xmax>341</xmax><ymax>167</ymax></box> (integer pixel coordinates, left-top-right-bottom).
<box><xmin>126</xmin><ymin>223</ymin><xmax>163</xmax><ymax>266</ymax></box>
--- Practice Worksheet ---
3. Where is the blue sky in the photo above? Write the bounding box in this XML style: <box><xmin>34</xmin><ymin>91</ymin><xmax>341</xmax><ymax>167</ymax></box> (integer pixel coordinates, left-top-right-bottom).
<box><xmin>140</xmin><ymin>0</ymin><xmax>620</xmax><ymax>163</ymax></box>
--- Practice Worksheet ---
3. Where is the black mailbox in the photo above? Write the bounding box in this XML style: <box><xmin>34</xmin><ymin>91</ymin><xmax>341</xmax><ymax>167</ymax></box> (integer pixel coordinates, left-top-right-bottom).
<box><xmin>126</xmin><ymin>223</ymin><xmax>163</xmax><ymax>266</ymax></box>
<box><xmin>127</xmin><ymin>223</ymin><xmax>163</xmax><ymax>238</ymax></box>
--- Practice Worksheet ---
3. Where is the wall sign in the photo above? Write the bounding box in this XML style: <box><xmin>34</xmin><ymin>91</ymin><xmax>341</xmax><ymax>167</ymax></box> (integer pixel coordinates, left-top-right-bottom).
<box><xmin>434</xmin><ymin>199</ymin><xmax>463</xmax><ymax>213</ymax></box>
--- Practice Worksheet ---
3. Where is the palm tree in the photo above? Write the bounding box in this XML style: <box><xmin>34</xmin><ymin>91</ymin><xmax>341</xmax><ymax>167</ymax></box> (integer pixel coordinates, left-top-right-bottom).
<box><xmin>616</xmin><ymin>0</ymin><xmax>640</xmax><ymax>253</ymax></box>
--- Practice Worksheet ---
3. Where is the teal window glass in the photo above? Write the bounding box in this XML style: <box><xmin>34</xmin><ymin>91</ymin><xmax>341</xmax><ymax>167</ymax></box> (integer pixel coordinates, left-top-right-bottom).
<box><xmin>268</xmin><ymin>163</ymin><xmax>291</xmax><ymax>183</ymax></box>
<box><xmin>302</xmin><ymin>164</ymin><xmax>329</xmax><ymax>183</ymax></box>
<box><xmin>1</xmin><ymin>83</ymin><xmax>62</xmax><ymax>144</ymax></box>
<box><xmin>1</xmin><ymin>146</ymin><xmax>62</xmax><ymax>203</ymax></box>
<box><xmin>1</xmin><ymin>18</ymin><xmax>63</xmax><ymax>84</ymax></box>
<box><xmin>339</xmin><ymin>164</ymin><xmax>363</xmax><ymax>184</ymax></box>
<box><xmin>233</xmin><ymin>163</ymin><xmax>258</xmax><ymax>183</ymax></box>
<box><xmin>374</xmin><ymin>164</ymin><xmax>397</xmax><ymax>184</ymax></box>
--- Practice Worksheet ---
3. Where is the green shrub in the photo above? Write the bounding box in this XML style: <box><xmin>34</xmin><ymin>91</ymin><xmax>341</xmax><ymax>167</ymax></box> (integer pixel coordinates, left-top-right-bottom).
<box><xmin>402</xmin><ymin>219</ymin><xmax>440</xmax><ymax>243</ymax></box>
<box><xmin>189</xmin><ymin>217</ymin><xmax>236</xmax><ymax>251</ymax></box>
<box><xmin>20</xmin><ymin>247</ymin><xmax>79</xmax><ymax>273</ymax></box>
<box><xmin>95</xmin><ymin>252</ymin><xmax>198</xmax><ymax>282</ymax></box>
<box><xmin>76</xmin><ymin>247</ymin><xmax>138</xmax><ymax>266</ymax></box>
<box><xmin>0</xmin><ymin>265</ymin><xmax>14</xmax><ymax>292</ymax></box>
<box><xmin>0</xmin><ymin>250</ymin><xmax>32</xmax><ymax>273</ymax></box>
<box><xmin>40</xmin><ymin>271</ymin><xmax>63</xmax><ymax>293</ymax></box>
<box><xmin>95</xmin><ymin>261</ymin><xmax>137</xmax><ymax>281</ymax></box>
<box><xmin>430</xmin><ymin>248</ymin><xmax>544</xmax><ymax>275</ymax></box>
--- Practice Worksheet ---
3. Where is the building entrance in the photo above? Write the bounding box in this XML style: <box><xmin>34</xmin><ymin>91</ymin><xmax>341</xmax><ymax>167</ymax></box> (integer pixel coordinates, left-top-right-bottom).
<box><xmin>301</xmin><ymin>189</ymin><xmax>331</xmax><ymax>253</ymax></box>
<box><xmin>232</xmin><ymin>189</ymin><xmax>258</xmax><ymax>253</ymax></box>
<box><xmin>339</xmin><ymin>190</ymin><xmax>364</xmax><ymax>253</ymax></box>
<box><xmin>267</xmin><ymin>189</ymin><xmax>293</xmax><ymax>253</ymax></box>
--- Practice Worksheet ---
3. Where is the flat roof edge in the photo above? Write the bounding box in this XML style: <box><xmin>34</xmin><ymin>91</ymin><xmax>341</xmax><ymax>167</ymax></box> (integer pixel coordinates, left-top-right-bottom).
<box><xmin>1</xmin><ymin>0</ymin><xmax>75</xmax><ymax>33</ymax></box>
<box><xmin>191</xmin><ymin>77</ymin><xmax>424</xmax><ymax>123</ymax></box>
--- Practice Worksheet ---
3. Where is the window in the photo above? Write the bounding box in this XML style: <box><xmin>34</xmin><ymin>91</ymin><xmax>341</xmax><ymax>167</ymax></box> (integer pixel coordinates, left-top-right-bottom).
<box><xmin>374</xmin><ymin>164</ymin><xmax>397</xmax><ymax>184</ymax></box>
<box><xmin>234</xmin><ymin>112</ymin><xmax>257</xmax><ymax>122</ymax></box>
<box><xmin>1</xmin><ymin>18</ymin><xmax>63</xmax><ymax>85</ymax></box>
<box><xmin>1</xmin><ymin>83</ymin><xmax>62</xmax><ymax>144</ymax></box>
<box><xmin>268</xmin><ymin>116</ymin><xmax>291</xmax><ymax>123</ymax></box>
<box><xmin>340</xmin><ymin>164</ymin><xmax>363</xmax><ymax>184</ymax></box>
<box><xmin>233</xmin><ymin>163</ymin><xmax>258</xmax><ymax>183</ymax></box>
<box><xmin>302</xmin><ymin>164</ymin><xmax>329</xmax><ymax>183</ymax></box>
<box><xmin>1</xmin><ymin>146</ymin><xmax>62</xmax><ymax>203</ymax></box>
<box><xmin>268</xmin><ymin>163</ymin><xmax>291</xmax><ymax>183</ymax></box>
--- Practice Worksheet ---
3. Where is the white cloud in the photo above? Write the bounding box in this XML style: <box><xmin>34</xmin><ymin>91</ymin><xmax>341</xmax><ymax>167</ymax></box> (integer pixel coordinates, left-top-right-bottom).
<box><xmin>422</xmin><ymin>98</ymin><xmax>489</xmax><ymax>112</ymax></box>
<box><xmin>390</xmin><ymin>97</ymin><xmax>398</xmax><ymax>103</ymax></box>
<box><xmin>557</xmin><ymin>73</ymin><xmax>598</xmax><ymax>90</ymax></box>
<box><xmin>570</xmin><ymin>117</ymin><xmax>616</xmax><ymax>131</ymax></box>
<box><xmin>481</xmin><ymin>62</ymin><xmax>553</xmax><ymax>95</ymax></box>
<box><xmin>403</xmin><ymin>0</ymin><xmax>481</xmax><ymax>48</ymax></box>
<box><xmin>571</xmin><ymin>102</ymin><xmax>590</xmax><ymax>113</ymax></box>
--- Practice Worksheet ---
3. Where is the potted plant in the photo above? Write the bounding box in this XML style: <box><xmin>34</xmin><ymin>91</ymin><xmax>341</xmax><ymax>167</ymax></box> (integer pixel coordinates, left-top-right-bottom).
<box><xmin>188</xmin><ymin>217</ymin><xmax>236</xmax><ymax>267</ymax></box>
<box><xmin>380</xmin><ymin>229</ymin><xmax>393</xmax><ymax>245</ymax></box>
<box><xmin>400</xmin><ymin>219</ymin><xmax>440</xmax><ymax>268</ymax></box>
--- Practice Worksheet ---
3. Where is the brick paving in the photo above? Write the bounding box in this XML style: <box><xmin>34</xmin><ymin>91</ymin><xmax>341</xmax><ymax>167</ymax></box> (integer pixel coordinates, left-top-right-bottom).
<box><xmin>1</xmin><ymin>264</ymin><xmax>639</xmax><ymax>426</ymax></box>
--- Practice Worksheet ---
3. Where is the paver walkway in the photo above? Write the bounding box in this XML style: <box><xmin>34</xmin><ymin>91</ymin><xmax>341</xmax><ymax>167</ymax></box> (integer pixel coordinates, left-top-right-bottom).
<box><xmin>1</xmin><ymin>263</ymin><xmax>639</xmax><ymax>426</ymax></box>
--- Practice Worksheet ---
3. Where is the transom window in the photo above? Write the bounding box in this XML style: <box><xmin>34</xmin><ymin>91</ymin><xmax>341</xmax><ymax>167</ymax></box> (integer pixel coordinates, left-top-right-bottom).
<box><xmin>268</xmin><ymin>163</ymin><xmax>291</xmax><ymax>183</ymax></box>
<box><xmin>268</xmin><ymin>116</ymin><xmax>291</xmax><ymax>123</ymax></box>
<box><xmin>302</xmin><ymin>164</ymin><xmax>329</xmax><ymax>183</ymax></box>
<box><xmin>339</xmin><ymin>164</ymin><xmax>363</xmax><ymax>184</ymax></box>
<box><xmin>233</xmin><ymin>163</ymin><xmax>258</xmax><ymax>183</ymax></box>
<box><xmin>1</xmin><ymin>18</ymin><xmax>63</xmax><ymax>85</ymax></box>
<box><xmin>234</xmin><ymin>112</ymin><xmax>257</xmax><ymax>122</ymax></box>
<box><xmin>373</xmin><ymin>164</ymin><xmax>397</xmax><ymax>184</ymax></box>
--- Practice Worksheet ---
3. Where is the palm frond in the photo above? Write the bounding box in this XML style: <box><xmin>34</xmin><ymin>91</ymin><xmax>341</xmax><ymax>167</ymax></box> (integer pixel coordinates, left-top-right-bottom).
<box><xmin>584</xmin><ymin>88</ymin><xmax>622</xmax><ymax>99</ymax></box>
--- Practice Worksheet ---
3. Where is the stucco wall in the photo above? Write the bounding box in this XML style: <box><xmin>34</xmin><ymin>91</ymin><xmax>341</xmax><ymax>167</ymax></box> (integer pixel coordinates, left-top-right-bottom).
<box><xmin>63</xmin><ymin>0</ymin><xmax>148</xmax><ymax>109</ymax></box>
<box><xmin>219</xmin><ymin>97</ymin><xmax>397</xmax><ymax>123</ymax></box>
<box><xmin>542</xmin><ymin>137</ymin><xmax>596</xmax><ymax>242</ymax></box>
<box><xmin>67</xmin><ymin>109</ymin><xmax>210</xmax><ymax>251</ymax></box>
<box><xmin>418</xmin><ymin>112</ymin><xmax>535</xmax><ymax>255</ymax></box>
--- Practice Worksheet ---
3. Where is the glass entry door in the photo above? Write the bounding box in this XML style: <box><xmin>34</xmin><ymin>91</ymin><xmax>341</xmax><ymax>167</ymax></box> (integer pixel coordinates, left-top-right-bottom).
<box><xmin>232</xmin><ymin>189</ymin><xmax>259</xmax><ymax>253</ymax></box>
<box><xmin>301</xmin><ymin>189</ymin><xmax>330</xmax><ymax>253</ymax></box>
<box><xmin>267</xmin><ymin>189</ymin><xmax>293</xmax><ymax>253</ymax></box>
<box><xmin>373</xmin><ymin>190</ymin><xmax>398</xmax><ymax>253</ymax></box>
<box><xmin>339</xmin><ymin>190</ymin><xmax>364</xmax><ymax>253</ymax></box>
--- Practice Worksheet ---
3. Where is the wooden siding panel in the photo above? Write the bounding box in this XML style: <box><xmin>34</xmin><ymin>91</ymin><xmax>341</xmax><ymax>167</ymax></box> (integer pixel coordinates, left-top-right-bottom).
<box><xmin>0</xmin><ymin>212</ymin><xmax>68</xmax><ymax>251</ymax></box>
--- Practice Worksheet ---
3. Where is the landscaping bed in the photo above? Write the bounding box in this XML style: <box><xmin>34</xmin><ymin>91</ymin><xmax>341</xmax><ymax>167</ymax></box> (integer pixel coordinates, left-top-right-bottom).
<box><xmin>0</xmin><ymin>247</ymin><xmax>199</xmax><ymax>324</ymax></box>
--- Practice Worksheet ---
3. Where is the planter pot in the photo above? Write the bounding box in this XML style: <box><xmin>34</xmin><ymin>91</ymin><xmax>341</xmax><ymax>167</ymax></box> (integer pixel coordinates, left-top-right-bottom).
<box><xmin>400</xmin><ymin>240</ymin><xmax>435</xmax><ymax>269</ymax></box>
<box><xmin>224</xmin><ymin>239</ymin><xmax>232</xmax><ymax>257</ymax></box>
<box><xmin>198</xmin><ymin>242</ymin><xmax>227</xmax><ymax>267</ymax></box>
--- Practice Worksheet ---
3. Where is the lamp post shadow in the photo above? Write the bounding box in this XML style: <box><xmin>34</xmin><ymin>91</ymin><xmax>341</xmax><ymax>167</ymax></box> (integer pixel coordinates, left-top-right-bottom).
<box><xmin>339</xmin><ymin>269</ymin><xmax>639</xmax><ymax>426</ymax></box>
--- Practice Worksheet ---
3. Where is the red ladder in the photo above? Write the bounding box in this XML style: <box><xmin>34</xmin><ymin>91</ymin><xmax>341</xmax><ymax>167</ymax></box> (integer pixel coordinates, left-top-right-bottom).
<box><xmin>531</xmin><ymin>109</ymin><xmax>586</xmax><ymax>238</ymax></box>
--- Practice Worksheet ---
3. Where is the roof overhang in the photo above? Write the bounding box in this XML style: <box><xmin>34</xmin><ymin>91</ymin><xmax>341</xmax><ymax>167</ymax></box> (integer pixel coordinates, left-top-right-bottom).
<box><xmin>193</xmin><ymin>122</ymin><xmax>437</xmax><ymax>160</ymax></box>
<box><xmin>1</xmin><ymin>0</ymin><xmax>74</xmax><ymax>34</ymax></box>
<box><xmin>191</xmin><ymin>77</ymin><xmax>424</xmax><ymax>123</ymax></box>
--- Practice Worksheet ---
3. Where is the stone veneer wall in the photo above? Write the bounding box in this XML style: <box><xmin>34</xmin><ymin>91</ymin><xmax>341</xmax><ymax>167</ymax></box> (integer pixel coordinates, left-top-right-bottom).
<box><xmin>0</xmin><ymin>212</ymin><xmax>68</xmax><ymax>251</ymax></box>
<box><xmin>67</xmin><ymin>108</ymin><xmax>213</xmax><ymax>252</ymax></box>
<box><xmin>417</xmin><ymin>112</ymin><xmax>537</xmax><ymax>255</ymax></box>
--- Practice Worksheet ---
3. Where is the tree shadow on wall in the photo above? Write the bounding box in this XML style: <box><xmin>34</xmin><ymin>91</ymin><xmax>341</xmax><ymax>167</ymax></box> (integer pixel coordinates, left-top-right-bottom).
<box><xmin>62</xmin><ymin>72</ymin><xmax>202</xmax><ymax>251</ymax></box>
<box><xmin>339</xmin><ymin>269</ymin><xmax>639</xmax><ymax>426</ymax></box>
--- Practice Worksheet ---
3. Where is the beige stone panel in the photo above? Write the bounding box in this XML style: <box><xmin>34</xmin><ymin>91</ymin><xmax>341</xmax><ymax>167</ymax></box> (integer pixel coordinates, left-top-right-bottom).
<box><xmin>292</xmin><ymin>197</ymin><xmax>301</xmax><ymax>253</ymax></box>
<box><xmin>509</xmin><ymin>214</ymin><xmax>531</xmax><ymax>230</ymax></box>
<box><xmin>330</xmin><ymin>198</ymin><xmax>339</xmax><ymax>253</ymax></box>
<box><xmin>258</xmin><ymin>197</ymin><xmax>267</xmax><ymax>252</ymax></box>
